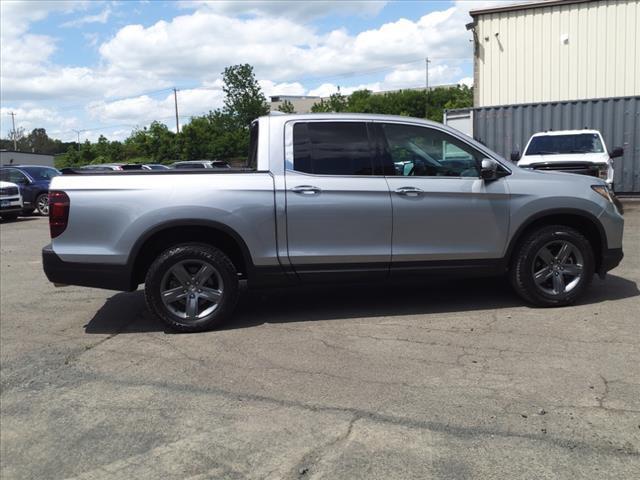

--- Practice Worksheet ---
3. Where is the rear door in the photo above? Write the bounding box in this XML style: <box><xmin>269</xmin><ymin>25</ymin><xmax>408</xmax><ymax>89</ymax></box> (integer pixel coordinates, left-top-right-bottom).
<box><xmin>284</xmin><ymin>121</ymin><xmax>392</xmax><ymax>281</ymax></box>
<box><xmin>377</xmin><ymin>122</ymin><xmax>511</xmax><ymax>271</ymax></box>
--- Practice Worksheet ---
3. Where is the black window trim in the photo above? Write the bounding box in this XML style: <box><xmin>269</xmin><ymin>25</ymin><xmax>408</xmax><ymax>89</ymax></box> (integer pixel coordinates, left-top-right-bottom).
<box><xmin>285</xmin><ymin>119</ymin><xmax>382</xmax><ymax>178</ymax></box>
<box><xmin>371</xmin><ymin>119</ymin><xmax>512</xmax><ymax>177</ymax></box>
<box><xmin>376</xmin><ymin>121</ymin><xmax>485</xmax><ymax>179</ymax></box>
<box><xmin>283</xmin><ymin>118</ymin><xmax>512</xmax><ymax>178</ymax></box>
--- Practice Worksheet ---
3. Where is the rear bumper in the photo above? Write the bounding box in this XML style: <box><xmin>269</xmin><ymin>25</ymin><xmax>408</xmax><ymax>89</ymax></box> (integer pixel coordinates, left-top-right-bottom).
<box><xmin>42</xmin><ymin>244</ymin><xmax>136</xmax><ymax>291</ymax></box>
<box><xmin>599</xmin><ymin>247</ymin><xmax>623</xmax><ymax>276</ymax></box>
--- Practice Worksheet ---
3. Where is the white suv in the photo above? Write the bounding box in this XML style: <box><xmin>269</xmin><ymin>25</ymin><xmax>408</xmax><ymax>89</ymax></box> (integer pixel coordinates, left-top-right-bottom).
<box><xmin>0</xmin><ymin>180</ymin><xmax>24</xmax><ymax>221</ymax></box>
<box><xmin>512</xmin><ymin>130</ymin><xmax>622</xmax><ymax>187</ymax></box>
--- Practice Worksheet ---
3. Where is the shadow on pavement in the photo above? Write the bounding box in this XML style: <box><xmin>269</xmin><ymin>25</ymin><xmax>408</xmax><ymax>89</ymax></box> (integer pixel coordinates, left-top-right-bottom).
<box><xmin>85</xmin><ymin>274</ymin><xmax>639</xmax><ymax>334</ymax></box>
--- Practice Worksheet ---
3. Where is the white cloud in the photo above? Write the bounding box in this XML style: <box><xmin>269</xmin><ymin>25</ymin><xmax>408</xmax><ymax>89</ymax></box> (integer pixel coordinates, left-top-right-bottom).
<box><xmin>99</xmin><ymin>4</ymin><xmax>475</xmax><ymax>85</ymax></box>
<box><xmin>458</xmin><ymin>76</ymin><xmax>474</xmax><ymax>87</ymax></box>
<box><xmin>179</xmin><ymin>1</ymin><xmax>388</xmax><ymax>21</ymax></box>
<box><xmin>259</xmin><ymin>80</ymin><xmax>306</xmax><ymax>98</ymax></box>
<box><xmin>62</xmin><ymin>7</ymin><xmax>111</xmax><ymax>28</ymax></box>
<box><xmin>0</xmin><ymin>106</ymin><xmax>80</xmax><ymax>141</ymax></box>
<box><xmin>0</xmin><ymin>0</ymin><xmax>482</xmax><ymax>141</ymax></box>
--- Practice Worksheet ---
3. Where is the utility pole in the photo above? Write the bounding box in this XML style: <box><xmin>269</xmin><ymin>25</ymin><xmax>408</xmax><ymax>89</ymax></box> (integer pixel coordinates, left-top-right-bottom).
<box><xmin>9</xmin><ymin>112</ymin><xmax>17</xmax><ymax>150</ymax></box>
<box><xmin>173</xmin><ymin>88</ymin><xmax>180</xmax><ymax>134</ymax></box>
<box><xmin>425</xmin><ymin>57</ymin><xmax>431</xmax><ymax>91</ymax></box>
<box><xmin>72</xmin><ymin>129</ymin><xmax>81</xmax><ymax>150</ymax></box>
<box><xmin>425</xmin><ymin>58</ymin><xmax>431</xmax><ymax>118</ymax></box>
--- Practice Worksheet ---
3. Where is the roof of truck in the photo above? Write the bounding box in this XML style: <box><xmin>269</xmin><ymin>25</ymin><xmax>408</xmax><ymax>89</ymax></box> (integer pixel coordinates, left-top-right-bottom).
<box><xmin>530</xmin><ymin>129</ymin><xmax>601</xmax><ymax>137</ymax></box>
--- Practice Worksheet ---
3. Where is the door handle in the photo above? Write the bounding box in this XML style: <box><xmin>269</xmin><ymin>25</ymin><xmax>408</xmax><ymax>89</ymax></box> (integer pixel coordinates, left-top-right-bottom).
<box><xmin>394</xmin><ymin>186</ymin><xmax>424</xmax><ymax>196</ymax></box>
<box><xmin>291</xmin><ymin>185</ymin><xmax>321</xmax><ymax>195</ymax></box>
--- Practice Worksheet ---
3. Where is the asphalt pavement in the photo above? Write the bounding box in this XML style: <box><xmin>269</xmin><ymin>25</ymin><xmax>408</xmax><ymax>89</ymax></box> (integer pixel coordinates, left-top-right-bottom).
<box><xmin>1</xmin><ymin>205</ymin><xmax>639</xmax><ymax>479</ymax></box>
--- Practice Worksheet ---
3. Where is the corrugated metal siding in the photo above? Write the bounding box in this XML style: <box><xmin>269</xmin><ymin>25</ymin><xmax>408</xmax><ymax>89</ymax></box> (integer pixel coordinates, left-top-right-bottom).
<box><xmin>475</xmin><ymin>0</ymin><xmax>640</xmax><ymax>107</ymax></box>
<box><xmin>454</xmin><ymin>96</ymin><xmax>639</xmax><ymax>193</ymax></box>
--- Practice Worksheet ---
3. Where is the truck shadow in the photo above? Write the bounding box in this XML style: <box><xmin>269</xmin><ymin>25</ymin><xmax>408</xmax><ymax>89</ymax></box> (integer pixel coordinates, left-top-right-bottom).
<box><xmin>85</xmin><ymin>274</ymin><xmax>640</xmax><ymax>334</ymax></box>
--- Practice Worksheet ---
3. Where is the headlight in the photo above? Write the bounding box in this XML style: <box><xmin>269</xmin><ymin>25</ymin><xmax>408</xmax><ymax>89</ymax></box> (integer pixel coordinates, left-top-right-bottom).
<box><xmin>597</xmin><ymin>166</ymin><xmax>608</xmax><ymax>180</ymax></box>
<box><xmin>592</xmin><ymin>184</ymin><xmax>623</xmax><ymax>215</ymax></box>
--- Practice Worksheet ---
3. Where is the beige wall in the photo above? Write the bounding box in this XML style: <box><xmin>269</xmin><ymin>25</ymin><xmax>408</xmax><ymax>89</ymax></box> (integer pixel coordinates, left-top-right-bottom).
<box><xmin>474</xmin><ymin>0</ymin><xmax>639</xmax><ymax>107</ymax></box>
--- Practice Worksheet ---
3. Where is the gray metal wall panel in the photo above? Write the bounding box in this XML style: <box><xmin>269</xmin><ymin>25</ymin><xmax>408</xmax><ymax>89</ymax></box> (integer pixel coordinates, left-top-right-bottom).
<box><xmin>465</xmin><ymin>96</ymin><xmax>640</xmax><ymax>193</ymax></box>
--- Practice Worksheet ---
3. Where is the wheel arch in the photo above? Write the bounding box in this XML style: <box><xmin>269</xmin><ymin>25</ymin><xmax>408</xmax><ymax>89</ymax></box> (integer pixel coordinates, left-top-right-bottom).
<box><xmin>506</xmin><ymin>209</ymin><xmax>606</xmax><ymax>272</ymax></box>
<box><xmin>129</xmin><ymin>219</ymin><xmax>255</xmax><ymax>286</ymax></box>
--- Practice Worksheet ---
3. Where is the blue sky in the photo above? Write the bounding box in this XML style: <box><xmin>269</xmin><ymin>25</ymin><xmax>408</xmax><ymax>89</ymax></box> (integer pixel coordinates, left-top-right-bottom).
<box><xmin>0</xmin><ymin>0</ymin><xmax>495</xmax><ymax>142</ymax></box>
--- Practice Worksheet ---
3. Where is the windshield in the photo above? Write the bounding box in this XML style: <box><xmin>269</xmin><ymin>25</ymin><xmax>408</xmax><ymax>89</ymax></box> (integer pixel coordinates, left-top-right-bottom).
<box><xmin>21</xmin><ymin>166</ymin><xmax>60</xmax><ymax>180</ymax></box>
<box><xmin>525</xmin><ymin>134</ymin><xmax>604</xmax><ymax>155</ymax></box>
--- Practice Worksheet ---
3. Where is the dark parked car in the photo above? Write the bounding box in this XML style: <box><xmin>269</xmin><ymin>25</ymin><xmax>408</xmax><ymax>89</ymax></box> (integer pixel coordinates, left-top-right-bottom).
<box><xmin>169</xmin><ymin>160</ymin><xmax>231</xmax><ymax>169</ymax></box>
<box><xmin>0</xmin><ymin>165</ymin><xmax>60</xmax><ymax>215</ymax></box>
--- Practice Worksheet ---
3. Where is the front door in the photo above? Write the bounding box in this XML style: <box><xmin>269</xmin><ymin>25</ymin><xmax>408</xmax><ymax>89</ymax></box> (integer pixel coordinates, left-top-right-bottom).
<box><xmin>377</xmin><ymin>122</ymin><xmax>511</xmax><ymax>271</ymax></box>
<box><xmin>285</xmin><ymin>121</ymin><xmax>392</xmax><ymax>281</ymax></box>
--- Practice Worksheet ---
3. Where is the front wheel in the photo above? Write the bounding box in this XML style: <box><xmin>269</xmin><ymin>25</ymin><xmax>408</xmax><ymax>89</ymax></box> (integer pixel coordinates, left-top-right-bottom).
<box><xmin>35</xmin><ymin>193</ymin><xmax>49</xmax><ymax>216</ymax></box>
<box><xmin>144</xmin><ymin>244</ymin><xmax>239</xmax><ymax>332</ymax></box>
<box><xmin>510</xmin><ymin>225</ymin><xmax>594</xmax><ymax>307</ymax></box>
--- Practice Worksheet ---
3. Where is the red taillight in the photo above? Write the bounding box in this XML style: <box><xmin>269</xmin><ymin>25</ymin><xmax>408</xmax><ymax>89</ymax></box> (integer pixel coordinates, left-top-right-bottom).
<box><xmin>49</xmin><ymin>191</ymin><xmax>70</xmax><ymax>238</ymax></box>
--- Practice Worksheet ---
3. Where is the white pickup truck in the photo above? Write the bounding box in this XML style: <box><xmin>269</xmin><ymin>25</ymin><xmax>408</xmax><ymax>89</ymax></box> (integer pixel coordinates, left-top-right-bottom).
<box><xmin>512</xmin><ymin>129</ymin><xmax>623</xmax><ymax>188</ymax></box>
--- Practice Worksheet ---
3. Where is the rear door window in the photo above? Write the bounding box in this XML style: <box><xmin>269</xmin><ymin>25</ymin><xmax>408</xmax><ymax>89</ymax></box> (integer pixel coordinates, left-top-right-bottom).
<box><xmin>292</xmin><ymin>122</ymin><xmax>374</xmax><ymax>176</ymax></box>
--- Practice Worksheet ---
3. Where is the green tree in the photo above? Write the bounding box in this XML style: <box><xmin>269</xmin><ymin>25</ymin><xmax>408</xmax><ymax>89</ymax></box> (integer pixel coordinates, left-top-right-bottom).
<box><xmin>222</xmin><ymin>64</ymin><xmax>269</xmax><ymax>128</ymax></box>
<box><xmin>277</xmin><ymin>99</ymin><xmax>296</xmax><ymax>113</ymax></box>
<box><xmin>311</xmin><ymin>92</ymin><xmax>348</xmax><ymax>113</ymax></box>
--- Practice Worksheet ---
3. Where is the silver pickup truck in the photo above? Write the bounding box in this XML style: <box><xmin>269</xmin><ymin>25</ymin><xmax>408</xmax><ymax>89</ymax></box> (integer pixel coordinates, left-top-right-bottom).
<box><xmin>43</xmin><ymin>113</ymin><xmax>624</xmax><ymax>331</ymax></box>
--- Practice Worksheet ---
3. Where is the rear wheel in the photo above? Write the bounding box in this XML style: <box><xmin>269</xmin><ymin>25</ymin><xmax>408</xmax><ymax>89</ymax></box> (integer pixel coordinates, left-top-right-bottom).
<box><xmin>144</xmin><ymin>244</ymin><xmax>239</xmax><ymax>332</ymax></box>
<box><xmin>35</xmin><ymin>193</ymin><xmax>49</xmax><ymax>216</ymax></box>
<box><xmin>510</xmin><ymin>225</ymin><xmax>594</xmax><ymax>307</ymax></box>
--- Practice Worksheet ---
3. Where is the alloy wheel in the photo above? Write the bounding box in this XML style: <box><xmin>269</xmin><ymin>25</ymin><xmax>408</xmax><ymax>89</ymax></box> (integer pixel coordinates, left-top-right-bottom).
<box><xmin>532</xmin><ymin>240</ymin><xmax>584</xmax><ymax>296</ymax></box>
<box><xmin>160</xmin><ymin>259</ymin><xmax>224</xmax><ymax>321</ymax></box>
<box><xmin>37</xmin><ymin>194</ymin><xmax>49</xmax><ymax>216</ymax></box>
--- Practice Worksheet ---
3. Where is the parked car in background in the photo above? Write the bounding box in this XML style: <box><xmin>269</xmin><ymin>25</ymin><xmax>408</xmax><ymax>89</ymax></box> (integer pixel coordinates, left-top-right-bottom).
<box><xmin>170</xmin><ymin>160</ymin><xmax>231</xmax><ymax>169</ymax></box>
<box><xmin>0</xmin><ymin>180</ymin><xmax>23</xmax><ymax>221</ymax></box>
<box><xmin>512</xmin><ymin>130</ymin><xmax>622</xmax><ymax>188</ymax></box>
<box><xmin>43</xmin><ymin>113</ymin><xmax>624</xmax><ymax>332</ymax></box>
<box><xmin>143</xmin><ymin>164</ymin><xmax>170</xmax><ymax>170</ymax></box>
<box><xmin>0</xmin><ymin>165</ymin><xmax>60</xmax><ymax>216</ymax></box>
<box><xmin>79</xmin><ymin>164</ymin><xmax>125</xmax><ymax>171</ymax></box>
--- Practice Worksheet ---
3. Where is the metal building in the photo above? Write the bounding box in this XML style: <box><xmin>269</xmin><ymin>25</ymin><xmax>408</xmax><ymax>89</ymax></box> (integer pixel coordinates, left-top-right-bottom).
<box><xmin>457</xmin><ymin>0</ymin><xmax>640</xmax><ymax>193</ymax></box>
<box><xmin>469</xmin><ymin>0</ymin><xmax>639</xmax><ymax>107</ymax></box>
<box><xmin>0</xmin><ymin>150</ymin><xmax>55</xmax><ymax>167</ymax></box>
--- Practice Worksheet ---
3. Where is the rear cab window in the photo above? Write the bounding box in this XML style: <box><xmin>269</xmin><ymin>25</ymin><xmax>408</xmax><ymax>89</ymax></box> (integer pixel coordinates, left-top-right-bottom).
<box><xmin>292</xmin><ymin>122</ymin><xmax>374</xmax><ymax>176</ymax></box>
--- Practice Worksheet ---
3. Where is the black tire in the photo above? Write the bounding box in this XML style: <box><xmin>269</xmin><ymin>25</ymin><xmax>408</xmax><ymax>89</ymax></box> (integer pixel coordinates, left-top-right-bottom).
<box><xmin>144</xmin><ymin>244</ymin><xmax>239</xmax><ymax>332</ymax></box>
<box><xmin>510</xmin><ymin>225</ymin><xmax>594</xmax><ymax>307</ymax></box>
<box><xmin>35</xmin><ymin>193</ymin><xmax>49</xmax><ymax>216</ymax></box>
<box><xmin>1</xmin><ymin>213</ymin><xmax>19</xmax><ymax>221</ymax></box>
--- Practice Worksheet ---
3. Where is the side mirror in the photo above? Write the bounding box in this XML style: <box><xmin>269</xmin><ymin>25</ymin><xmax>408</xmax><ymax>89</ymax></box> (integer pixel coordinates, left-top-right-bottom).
<box><xmin>610</xmin><ymin>147</ymin><xmax>623</xmax><ymax>158</ymax></box>
<box><xmin>510</xmin><ymin>151</ymin><xmax>520</xmax><ymax>162</ymax></box>
<box><xmin>480</xmin><ymin>158</ymin><xmax>499</xmax><ymax>180</ymax></box>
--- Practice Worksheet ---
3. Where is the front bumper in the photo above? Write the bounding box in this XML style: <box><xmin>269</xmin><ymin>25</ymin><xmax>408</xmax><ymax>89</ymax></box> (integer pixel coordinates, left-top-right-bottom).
<box><xmin>1</xmin><ymin>205</ymin><xmax>23</xmax><ymax>214</ymax></box>
<box><xmin>42</xmin><ymin>244</ymin><xmax>136</xmax><ymax>291</ymax></box>
<box><xmin>1</xmin><ymin>197</ymin><xmax>23</xmax><ymax>214</ymax></box>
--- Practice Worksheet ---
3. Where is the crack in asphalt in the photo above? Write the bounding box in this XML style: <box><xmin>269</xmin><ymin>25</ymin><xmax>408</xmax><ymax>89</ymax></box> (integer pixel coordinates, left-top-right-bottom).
<box><xmin>293</xmin><ymin>415</ymin><xmax>359</xmax><ymax>479</ymax></box>
<box><xmin>67</xmin><ymin>368</ymin><xmax>639</xmax><ymax>459</ymax></box>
